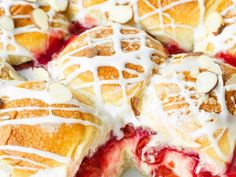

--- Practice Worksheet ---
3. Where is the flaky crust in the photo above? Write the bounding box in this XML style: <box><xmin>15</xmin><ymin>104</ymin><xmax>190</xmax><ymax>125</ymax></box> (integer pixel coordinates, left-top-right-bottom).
<box><xmin>194</xmin><ymin>0</ymin><xmax>236</xmax><ymax>58</ymax></box>
<box><xmin>136</xmin><ymin>0</ymin><xmax>214</xmax><ymax>51</ymax></box>
<box><xmin>139</xmin><ymin>53</ymin><xmax>236</xmax><ymax>174</ymax></box>
<box><xmin>0</xmin><ymin>59</ymin><xmax>24</xmax><ymax>80</ymax></box>
<box><xmin>0</xmin><ymin>0</ymin><xmax>69</xmax><ymax>65</ymax></box>
<box><xmin>49</xmin><ymin>24</ymin><xmax>167</xmax><ymax>109</ymax></box>
<box><xmin>0</xmin><ymin>81</ymin><xmax>102</xmax><ymax>177</ymax></box>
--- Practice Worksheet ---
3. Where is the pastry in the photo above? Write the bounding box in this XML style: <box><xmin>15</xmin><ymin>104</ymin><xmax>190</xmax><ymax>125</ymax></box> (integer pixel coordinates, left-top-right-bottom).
<box><xmin>67</xmin><ymin>0</ymin><xmax>135</xmax><ymax>27</ymax></box>
<box><xmin>48</xmin><ymin>24</ymin><xmax>167</xmax><ymax>127</ymax></box>
<box><xmin>0</xmin><ymin>1</ymin><xmax>235</xmax><ymax>177</ymax></box>
<box><xmin>0</xmin><ymin>80</ymin><xmax>107</xmax><ymax>177</ymax></box>
<box><xmin>0</xmin><ymin>58</ymin><xmax>24</xmax><ymax>80</ymax></box>
<box><xmin>135</xmin><ymin>0</ymin><xmax>215</xmax><ymax>51</ymax></box>
<box><xmin>0</xmin><ymin>0</ymin><xmax>69</xmax><ymax>65</ymax></box>
<box><xmin>139</xmin><ymin>53</ymin><xmax>236</xmax><ymax>175</ymax></box>
<box><xmin>194</xmin><ymin>0</ymin><xmax>236</xmax><ymax>66</ymax></box>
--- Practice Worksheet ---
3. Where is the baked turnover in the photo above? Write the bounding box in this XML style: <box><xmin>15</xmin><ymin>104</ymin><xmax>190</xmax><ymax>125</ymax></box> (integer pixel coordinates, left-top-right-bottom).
<box><xmin>0</xmin><ymin>0</ymin><xmax>234</xmax><ymax>177</ymax></box>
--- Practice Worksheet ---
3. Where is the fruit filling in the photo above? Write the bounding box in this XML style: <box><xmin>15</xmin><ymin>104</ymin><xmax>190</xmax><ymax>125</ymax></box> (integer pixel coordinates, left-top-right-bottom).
<box><xmin>76</xmin><ymin>125</ymin><xmax>228</xmax><ymax>177</ymax></box>
<box><xmin>164</xmin><ymin>43</ymin><xmax>186</xmax><ymax>55</ymax></box>
<box><xmin>216</xmin><ymin>52</ymin><xmax>236</xmax><ymax>67</ymax></box>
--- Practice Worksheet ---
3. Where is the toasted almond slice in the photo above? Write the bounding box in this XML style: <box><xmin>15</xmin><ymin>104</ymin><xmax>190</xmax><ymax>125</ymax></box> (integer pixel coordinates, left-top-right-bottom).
<box><xmin>205</xmin><ymin>12</ymin><xmax>223</xmax><ymax>33</ymax></box>
<box><xmin>48</xmin><ymin>82</ymin><xmax>72</xmax><ymax>103</ymax></box>
<box><xmin>32</xmin><ymin>67</ymin><xmax>50</xmax><ymax>81</ymax></box>
<box><xmin>199</xmin><ymin>55</ymin><xmax>222</xmax><ymax>74</ymax></box>
<box><xmin>196</xmin><ymin>71</ymin><xmax>218</xmax><ymax>94</ymax></box>
<box><xmin>0</xmin><ymin>15</ymin><xmax>14</xmax><ymax>32</ymax></box>
<box><xmin>190</xmin><ymin>67</ymin><xmax>199</xmax><ymax>78</ymax></box>
<box><xmin>32</xmin><ymin>9</ymin><xmax>49</xmax><ymax>31</ymax></box>
<box><xmin>9</xmin><ymin>69</ymin><xmax>24</xmax><ymax>81</ymax></box>
<box><xmin>51</xmin><ymin>0</ymin><xmax>68</xmax><ymax>12</ymax></box>
<box><xmin>106</xmin><ymin>5</ymin><xmax>133</xmax><ymax>24</ymax></box>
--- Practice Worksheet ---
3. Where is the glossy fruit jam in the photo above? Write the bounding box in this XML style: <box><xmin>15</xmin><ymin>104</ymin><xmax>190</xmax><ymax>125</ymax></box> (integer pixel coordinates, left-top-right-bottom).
<box><xmin>216</xmin><ymin>52</ymin><xmax>236</xmax><ymax>67</ymax></box>
<box><xmin>76</xmin><ymin>125</ymin><xmax>227</xmax><ymax>177</ymax></box>
<box><xmin>164</xmin><ymin>43</ymin><xmax>186</xmax><ymax>55</ymax></box>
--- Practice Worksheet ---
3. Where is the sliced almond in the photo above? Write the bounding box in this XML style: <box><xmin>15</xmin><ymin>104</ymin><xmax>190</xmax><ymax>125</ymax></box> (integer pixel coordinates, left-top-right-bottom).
<box><xmin>196</xmin><ymin>71</ymin><xmax>218</xmax><ymax>94</ymax></box>
<box><xmin>32</xmin><ymin>67</ymin><xmax>50</xmax><ymax>81</ymax></box>
<box><xmin>9</xmin><ymin>69</ymin><xmax>24</xmax><ymax>80</ymax></box>
<box><xmin>48</xmin><ymin>82</ymin><xmax>72</xmax><ymax>103</ymax></box>
<box><xmin>32</xmin><ymin>9</ymin><xmax>49</xmax><ymax>31</ymax></box>
<box><xmin>199</xmin><ymin>55</ymin><xmax>222</xmax><ymax>74</ymax></box>
<box><xmin>205</xmin><ymin>12</ymin><xmax>223</xmax><ymax>33</ymax></box>
<box><xmin>44</xmin><ymin>0</ymin><xmax>68</xmax><ymax>12</ymax></box>
<box><xmin>0</xmin><ymin>15</ymin><xmax>14</xmax><ymax>32</ymax></box>
<box><xmin>190</xmin><ymin>67</ymin><xmax>199</xmax><ymax>78</ymax></box>
<box><xmin>106</xmin><ymin>5</ymin><xmax>133</xmax><ymax>24</ymax></box>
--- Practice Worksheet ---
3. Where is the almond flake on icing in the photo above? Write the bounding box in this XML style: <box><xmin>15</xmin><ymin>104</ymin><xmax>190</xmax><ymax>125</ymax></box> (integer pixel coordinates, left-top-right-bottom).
<box><xmin>32</xmin><ymin>68</ymin><xmax>50</xmax><ymax>81</ymax></box>
<box><xmin>196</xmin><ymin>71</ymin><xmax>218</xmax><ymax>94</ymax></box>
<box><xmin>205</xmin><ymin>12</ymin><xmax>223</xmax><ymax>33</ymax></box>
<box><xmin>0</xmin><ymin>15</ymin><xmax>14</xmax><ymax>32</ymax></box>
<box><xmin>106</xmin><ymin>5</ymin><xmax>133</xmax><ymax>24</ymax></box>
<box><xmin>48</xmin><ymin>82</ymin><xmax>72</xmax><ymax>103</ymax></box>
<box><xmin>44</xmin><ymin>0</ymin><xmax>68</xmax><ymax>12</ymax></box>
<box><xmin>32</xmin><ymin>9</ymin><xmax>49</xmax><ymax>31</ymax></box>
<box><xmin>199</xmin><ymin>55</ymin><xmax>222</xmax><ymax>75</ymax></box>
<box><xmin>190</xmin><ymin>67</ymin><xmax>199</xmax><ymax>78</ymax></box>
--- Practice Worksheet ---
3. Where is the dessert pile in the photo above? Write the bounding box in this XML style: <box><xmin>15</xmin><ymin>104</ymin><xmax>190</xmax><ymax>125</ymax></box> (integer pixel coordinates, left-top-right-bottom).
<box><xmin>0</xmin><ymin>0</ymin><xmax>235</xmax><ymax>177</ymax></box>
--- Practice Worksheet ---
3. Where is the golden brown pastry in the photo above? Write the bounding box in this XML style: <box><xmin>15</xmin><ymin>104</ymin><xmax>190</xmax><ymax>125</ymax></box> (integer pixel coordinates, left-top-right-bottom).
<box><xmin>0</xmin><ymin>80</ymin><xmax>106</xmax><ymax>177</ymax></box>
<box><xmin>194</xmin><ymin>0</ymin><xmax>236</xmax><ymax>63</ymax></box>
<box><xmin>139</xmin><ymin>53</ymin><xmax>236</xmax><ymax>175</ymax></box>
<box><xmin>0</xmin><ymin>0</ymin><xmax>69</xmax><ymax>65</ymax></box>
<box><xmin>67</xmin><ymin>0</ymin><xmax>135</xmax><ymax>27</ymax></box>
<box><xmin>48</xmin><ymin>24</ymin><xmax>167</xmax><ymax>126</ymax></box>
<box><xmin>136</xmin><ymin>0</ymin><xmax>216</xmax><ymax>51</ymax></box>
<box><xmin>0</xmin><ymin>58</ymin><xmax>24</xmax><ymax>80</ymax></box>
<box><xmin>67</xmin><ymin>0</ymin><xmax>216</xmax><ymax>52</ymax></box>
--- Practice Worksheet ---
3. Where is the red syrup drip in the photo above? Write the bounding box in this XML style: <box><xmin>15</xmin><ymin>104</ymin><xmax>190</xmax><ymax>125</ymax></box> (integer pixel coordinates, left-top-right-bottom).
<box><xmin>69</xmin><ymin>21</ymin><xmax>93</xmax><ymax>35</ymax></box>
<box><xmin>164</xmin><ymin>43</ymin><xmax>186</xmax><ymax>55</ymax></box>
<box><xmin>14</xmin><ymin>23</ymin><xmax>91</xmax><ymax>71</ymax></box>
<box><xmin>34</xmin><ymin>35</ymin><xmax>65</xmax><ymax>66</ymax></box>
<box><xmin>216</xmin><ymin>52</ymin><xmax>236</xmax><ymax>67</ymax></box>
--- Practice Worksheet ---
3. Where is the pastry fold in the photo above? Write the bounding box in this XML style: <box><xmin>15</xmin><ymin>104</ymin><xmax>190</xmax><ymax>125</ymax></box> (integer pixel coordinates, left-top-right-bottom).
<box><xmin>0</xmin><ymin>81</ymin><xmax>105</xmax><ymax>177</ymax></box>
<box><xmin>0</xmin><ymin>0</ymin><xmax>69</xmax><ymax>65</ymax></box>
<box><xmin>49</xmin><ymin>24</ymin><xmax>167</xmax><ymax>109</ymax></box>
<box><xmin>139</xmin><ymin>53</ymin><xmax>236</xmax><ymax>175</ymax></box>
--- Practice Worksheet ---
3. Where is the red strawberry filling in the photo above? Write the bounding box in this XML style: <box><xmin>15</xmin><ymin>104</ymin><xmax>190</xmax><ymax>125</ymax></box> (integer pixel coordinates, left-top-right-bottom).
<box><xmin>164</xmin><ymin>43</ymin><xmax>186</xmax><ymax>55</ymax></box>
<box><xmin>216</xmin><ymin>52</ymin><xmax>236</xmax><ymax>67</ymax></box>
<box><xmin>76</xmin><ymin>125</ymin><xmax>230</xmax><ymax>177</ymax></box>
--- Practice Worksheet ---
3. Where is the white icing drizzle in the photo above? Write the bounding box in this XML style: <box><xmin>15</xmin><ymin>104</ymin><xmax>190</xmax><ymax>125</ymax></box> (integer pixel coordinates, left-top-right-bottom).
<box><xmin>0</xmin><ymin>116</ymin><xmax>99</xmax><ymax>128</ymax></box>
<box><xmin>72</xmin><ymin>0</ymin><xmax>205</xmax><ymax>50</ymax></box>
<box><xmin>0</xmin><ymin>80</ymin><xmax>103</xmax><ymax>174</ymax></box>
<box><xmin>49</xmin><ymin>24</ymin><xmax>166</xmax><ymax>137</ymax></box>
<box><xmin>194</xmin><ymin>0</ymin><xmax>236</xmax><ymax>55</ymax></box>
<box><xmin>140</xmin><ymin>55</ymin><xmax>236</xmax><ymax>175</ymax></box>
<box><xmin>0</xmin><ymin>0</ymin><xmax>68</xmax><ymax>61</ymax></box>
<box><xmin>0</xmin><ymin>155</ymin><xmax>48</xmax><ymax>168</ymax></box>
<box><xmin>0</xmin><ymin>145</ymin><xmax>70</xmax><ymax>164</ymax></box>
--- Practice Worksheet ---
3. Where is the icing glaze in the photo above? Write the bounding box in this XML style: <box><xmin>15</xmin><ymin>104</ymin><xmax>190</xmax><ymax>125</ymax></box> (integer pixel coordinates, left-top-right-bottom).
<box><xmin>140</xmin><ymin>54</ymin><xmax>236</xmax><ymax>175</ymax></box>
<box><xmin>0</xmin><ymin>0</ymin><xmax>68</xmax><ymax>65</ymax></box>
<box><xmin>49</xmin><ymin>23</ymin><xmax>166</xmax><ymax>138</ymax></box>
